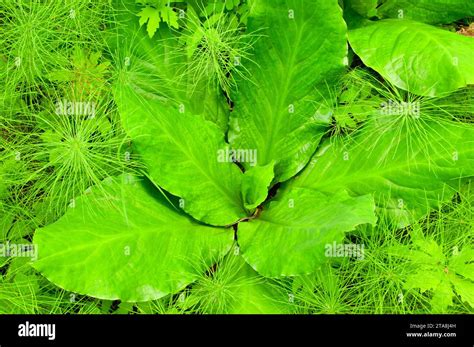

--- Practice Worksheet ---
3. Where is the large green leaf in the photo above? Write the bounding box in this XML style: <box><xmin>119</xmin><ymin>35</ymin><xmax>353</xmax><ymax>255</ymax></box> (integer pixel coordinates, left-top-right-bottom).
<box><xmin>33</xmin><ymin>175</ymin><xmax>233</xmax><ymax>302</ymax></box>
<box><xmin>293</xmin><ymin>121</ymin><xmax>474</xmax><ymax>226</ymax></box>
<box><xmin>238</xmin><ymin>188</ymin><xmax>376</xmax><ymax>277</ymax></box>
<box><xmin>378</xmin><ymin>0</ymin><xmax>474</xmax><ymax>24</ymax></box>
<box><xmin>229</xmin><ymin>0</ymin><xmax>347</xmax><ymax>183</ymax></box>
<box><xmin>115</xmin><ymin>86</ymin><xmax>247</xmax><ymax>226</ymax></box>
<box><xmin>348</xmin><ymin>19</ymin><xmax>474</xmax><ymax>97</ymax></box>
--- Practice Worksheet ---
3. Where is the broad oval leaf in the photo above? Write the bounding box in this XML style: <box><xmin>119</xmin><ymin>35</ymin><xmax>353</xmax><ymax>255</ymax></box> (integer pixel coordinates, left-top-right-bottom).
<box><xmin>229</xmin><ymin>0</ymin><xmax>347</xmax><ymax>183</ymax></box>
<box><xmin>293</xmin><ymin>120</ymin><xmax>474</xmax><ymax>226</ymax></box>
<box><xmin>348</xmin><ymin>19</ymin><xmax>474</xmax><ymax>97</ymax></box>
<box><xmin>238</xmin><ymin>188</ymin><xmax>376</xmax><ymax>277</ymax></box>
<box><xmin>115</xmin><ymin>86</ymin><xmax>247</xmax><ymax>226</ymax></box>
<box><xmin>33</xmin><ymin>175</ymin><xmax>233</xmax><ymax>302</ymax></box>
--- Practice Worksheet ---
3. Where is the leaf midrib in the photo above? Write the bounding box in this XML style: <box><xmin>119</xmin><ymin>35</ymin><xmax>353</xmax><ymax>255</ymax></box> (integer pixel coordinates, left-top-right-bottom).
<box><xmin>299</xmin><ymin>141</ymin><xmax>472</xmax><ymax>192</ymax></box>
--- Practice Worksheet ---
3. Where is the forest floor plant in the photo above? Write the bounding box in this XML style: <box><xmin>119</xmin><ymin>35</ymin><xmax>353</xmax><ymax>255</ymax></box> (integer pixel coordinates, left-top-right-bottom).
<box><xmin>0</xmin><ymin>0</ymin><xmax>473</xmax><ymax>315</ymax></box>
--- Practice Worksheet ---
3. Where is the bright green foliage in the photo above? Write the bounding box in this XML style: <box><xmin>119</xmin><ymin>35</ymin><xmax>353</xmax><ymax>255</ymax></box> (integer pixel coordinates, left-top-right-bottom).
<box><xmin>344</xmin><ymin>0</ymin><xmax>379</xmax><ymax>17</ymax></box>
<box><xmin>0</xmin><ymin>0</ymin><xmax>473</xmax><ymax>314</ymax></box>
<box><xmin>30</xmin><ymin>0</ymin><xmax>474</xmax><ymax>304</ymax></box>
<box><xmin>113</xmin><ymin>2</ymin><xmax>233</xmax><ymax>131</ymax></box>
<box><xmin>1</xmin><ymin>107</ymin><xmax>132</xmax><ymax>221</ymax></box>
<box><xmin>207</xmin><ymin>0</ymin><xmax>241</xmax><ymax>12</ymax></box>
<box><xmin>178</xmin><ymin>253</ymin><xmax>292</xmax><ymax>313</ymax></box>
<box><xmin>285</xmin><ymin>267</ymin><xmax>357</xmax><ymax>314</ymax></box>
<box><xmin>378</xmin><ymin>0</ymin><xmax>474</xmax><ymax>24</ymax></box>
<box><xmin>33</xmin><ymin>175</ymin><xmax>233</xmax><ymax>302</ymax></box>
<box><xmin>180</xmin><ymin>7</ymin><xmax>256</xmax><ymax>95</ymax></box>
<box><xmin>238</xmin><ymin>188</ymin><xmax>376</xmax><ymax>277</ymax></box>
<box><xmin>348</xmin><ymin>19</ymin><xmax>474</xmax><ymax>96</ymax></box>
<box><xmin>330</xmin><ymin>69</ymin><xmax>381</xmax><ymax>135</ymax></box>
<box><xmin>293</xmin><ymin>119</ymin><xmax>474</xmax><ymax>227</ymax></box>
<box><xmin>47</xmin><ymin>47</ymin><xmax>111</xmax><ymax>98</ymax></box>
<box><xmin>0</xmin><ymin>0</ymin><xmax>109</xmax><ymax>86</ymax></box>
<box><xmin>241</xmin><ymin>162</ymin><xmax>274</xmax><ymax>210</ymax></box>
<box><xmin>389</xmin><ymin>232</ymin><xmax>474</xmax><ymax>312</ymax></box>
<box><xmin>136</xmin><ymin>1</ymin><xmax>183</xmax><ymax>37</ymax></box>
<box><xmin>229</xmin><ymin>0</ymin><xmax>348</xmax><ymax>182</ymax></box>
<box><xmin>114</xmin><ymin>85</ymin><xmax>248</xmax><ymax>226</ymax></box>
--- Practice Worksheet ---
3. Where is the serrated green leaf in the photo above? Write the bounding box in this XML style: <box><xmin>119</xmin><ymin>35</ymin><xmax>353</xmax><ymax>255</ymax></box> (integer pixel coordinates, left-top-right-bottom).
<box><xmin>450</xmin><ymin>247</ymin><xmax>474</xmax><ymax>282</ymax></box>
<box><xmin>137</xmin><ymin>6</ymin><xmax>161</xmax><ymax>38</ymax></box>
<box><xmin>348</xmin><ymin>19</ymin><xmax>474</xmax><ymax>97</ymax></box>
<box><xmin>450</xmin><ymin>275</ymin><xmax>474</xmax><ymax>307</ymax></box>
<box><xmin>411</xmin><ymin>239</ymin><xmax>445</xmax><ymax>263</ymax></box>
<box><xmin>393</xmin><ymin>235</ymin><xmax>473</xmax><ymax>311</ymax></box>
<box><xmin>229</xmin><ymin>0</ymin><xmax>347</xmax><ymax>183</ymax></box>
<box><xmin>404</xmin><ymin>269</ymin><xmax>443</xmax><ymax>292</ymax></box>
<box><xmin>33</xmin><ymin>175</ymin><xmax>233</xmax><ymax>302</ymax></box>
<box><xmin>238</xmin><ymin>188</ymin><xmax>376</xmax><ymax>277</ymax></box>
<box><xmin>430</xmin><ymin>279</ymin><xmax>453</xmax><ymax>313</ymax></box>
<box><xmin>160</xmin><ymin>6</ymin><xmax>179</xmax><ymax>29</ymax></box>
